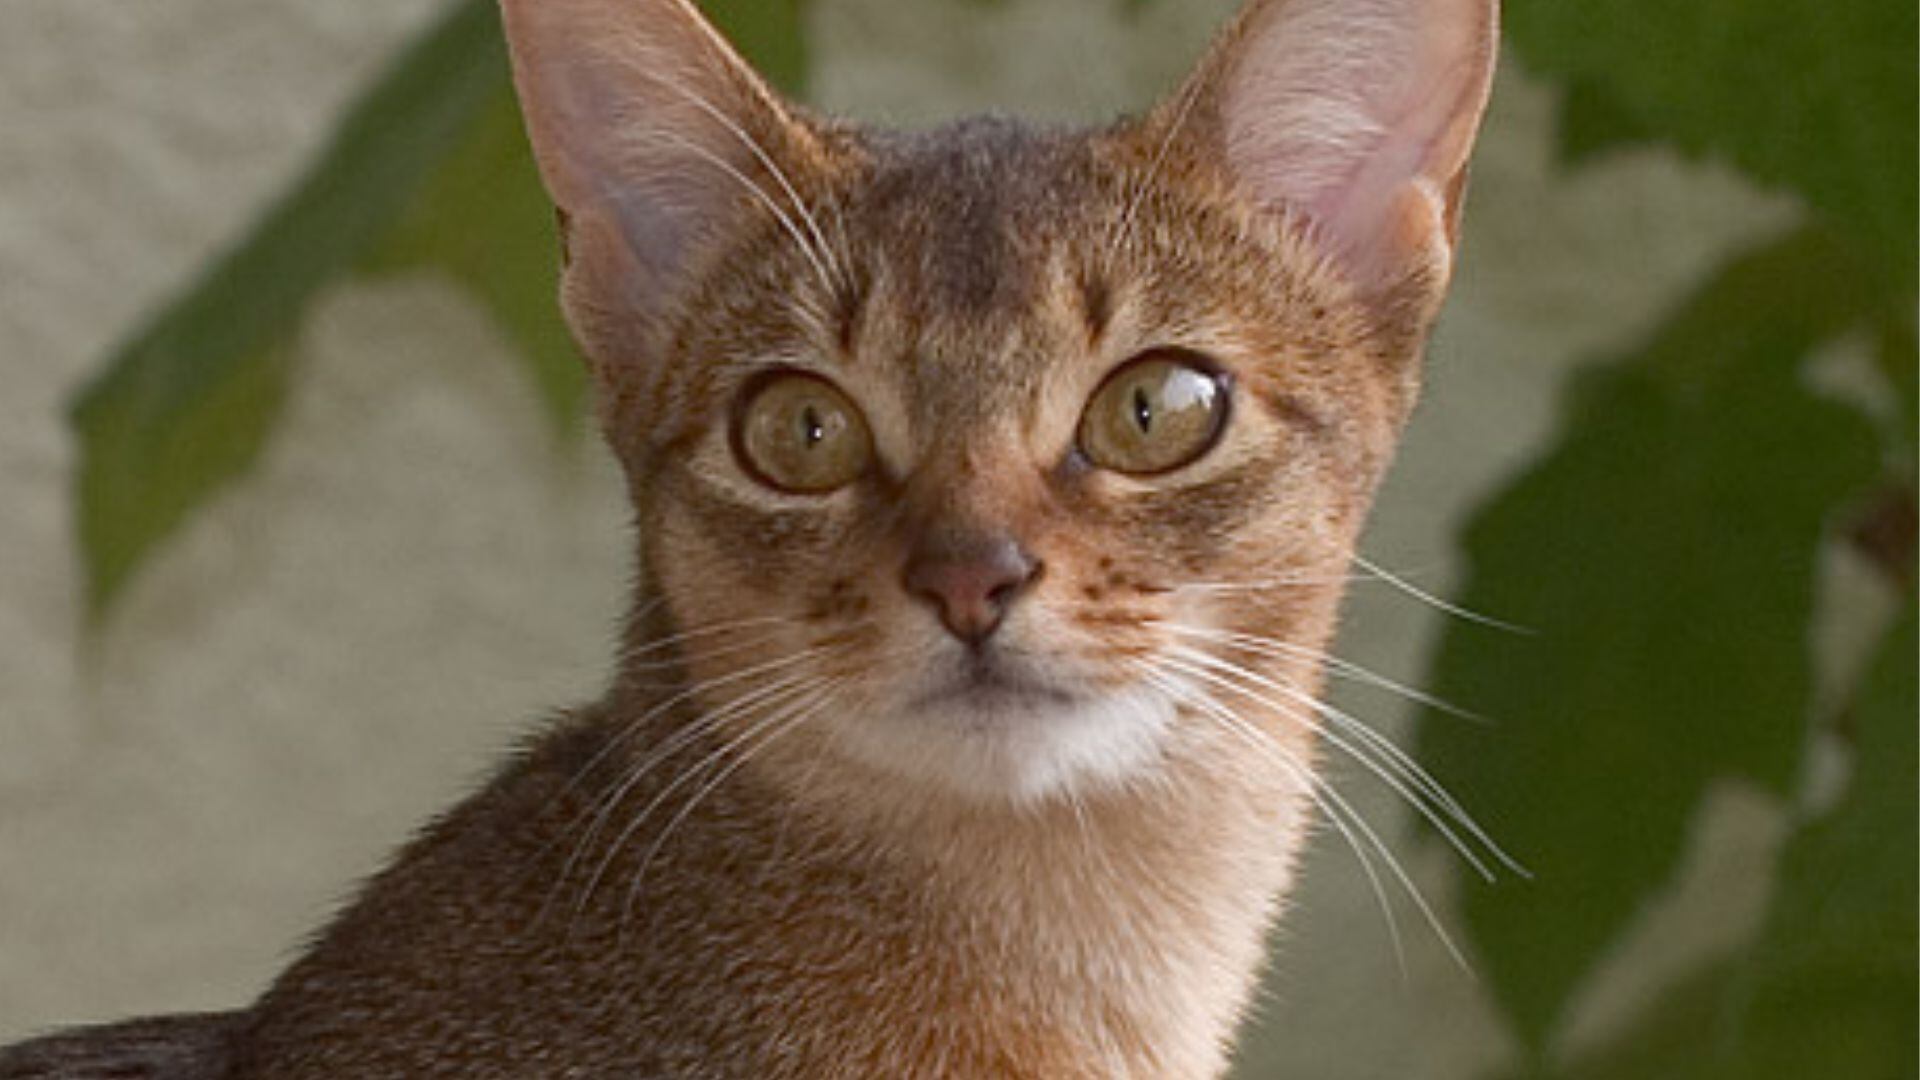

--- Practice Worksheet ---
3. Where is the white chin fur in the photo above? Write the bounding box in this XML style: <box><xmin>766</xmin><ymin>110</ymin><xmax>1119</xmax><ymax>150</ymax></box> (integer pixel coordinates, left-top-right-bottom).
<box><xmin>832</xmin><ymin>683</ymin><xmax>1176</xmax><ymax>804</ymax></box>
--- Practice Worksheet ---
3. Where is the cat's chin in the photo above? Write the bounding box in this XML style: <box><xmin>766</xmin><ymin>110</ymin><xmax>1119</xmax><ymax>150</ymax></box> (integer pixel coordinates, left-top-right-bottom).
<box><xmin>834</xmin><ymin>676</ymin><xmax>1177</xmax><ymax>806</ymax></box>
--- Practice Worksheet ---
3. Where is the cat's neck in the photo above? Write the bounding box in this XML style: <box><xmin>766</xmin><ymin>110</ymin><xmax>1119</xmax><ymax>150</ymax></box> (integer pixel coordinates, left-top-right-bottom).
<box><xmin>594</xmin><ymin>613</ymin><xmax>1325</xmax><ymax>1075</ymax></box>
<box><xmin>798</xmin><ymin>737</ymin><xmax>1313</xmax><ymax>1075</ymax></box>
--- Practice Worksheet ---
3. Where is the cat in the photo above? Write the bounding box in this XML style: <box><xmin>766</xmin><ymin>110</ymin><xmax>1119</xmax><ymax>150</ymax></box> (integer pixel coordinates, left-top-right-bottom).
<box><xmin>0</xmin><ymin>0</ymin><xmax>1496</xmax><ymax>1075</ymax></box>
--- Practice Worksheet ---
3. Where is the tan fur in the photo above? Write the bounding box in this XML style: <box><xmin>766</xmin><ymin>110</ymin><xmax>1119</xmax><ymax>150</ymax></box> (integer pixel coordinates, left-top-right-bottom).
<box><xmin>0</xmin><ymin>1</ymin><xmax>1498</xmax><ymax>1077</ymax></box>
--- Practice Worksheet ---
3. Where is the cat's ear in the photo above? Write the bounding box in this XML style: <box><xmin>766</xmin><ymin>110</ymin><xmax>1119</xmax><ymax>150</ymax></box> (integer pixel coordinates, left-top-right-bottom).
<box><xmin>1162</xmin><ymin>0</ymin><xmax>1497</xmax><ymax>293</ymax></box>
<box><xmin>499</xmin><ymin>0</ymin><xmax>814</xmax><ymax>363</ymax></box>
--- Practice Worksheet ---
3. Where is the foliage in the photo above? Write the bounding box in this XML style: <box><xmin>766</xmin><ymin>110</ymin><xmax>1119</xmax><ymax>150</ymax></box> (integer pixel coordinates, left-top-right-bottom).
<box><xmin>1417</xmin><ymin>0</ymin><xmax>1916</xmax><ymax>1070</ymax></box>
<box><xmin>70</xmin><ymin>0</ymin><xmax>807</xmax><ymax>617</ymax></box>
<box><xmin>72</xmin><ymin>0</ymin><xmax>520</xmax><ymax>617</ymax></box>
<box><xmin>1725</xmin><ymin>610</ymin><xmax>1918</xmax><ymax>1079</ymax></box>
<box><xmin>64</xmin><ymin>0</ymin><xmax>1916</xmax><ymax>1074</ymax></box>
<box><xmin>1511</xmin><ymin>0</ymin><xmax>1916</xmax><ymax>295</ymax></box>
<box><xmin>1483</xmin><ymin>613</ymin><xmax>1916</xmax><ymax>1080</ymax></box>
<box><xmin>1420</xmin><ymin>227</ymin><xmax>1886</xmax><ymax>1047</ymax></box>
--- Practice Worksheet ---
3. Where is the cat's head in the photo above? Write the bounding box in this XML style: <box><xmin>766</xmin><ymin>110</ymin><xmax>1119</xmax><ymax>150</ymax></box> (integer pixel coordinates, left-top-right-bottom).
<box><xmin>502</xmin><ymin>0</ymin><xmax>1495</xmax><ymax>803</ymax></box>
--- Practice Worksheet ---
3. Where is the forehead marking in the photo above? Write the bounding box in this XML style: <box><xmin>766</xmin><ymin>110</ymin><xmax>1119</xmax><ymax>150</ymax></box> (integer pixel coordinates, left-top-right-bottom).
<box><xmin>1079</xmin><ymin>271</ymin><xmax>1112</xmax><ymax>347</ymax></box>
<box><xmin>861</xmin><ymin>119</ymin><xmax>1080</xmax><ymax>319</ymax></box>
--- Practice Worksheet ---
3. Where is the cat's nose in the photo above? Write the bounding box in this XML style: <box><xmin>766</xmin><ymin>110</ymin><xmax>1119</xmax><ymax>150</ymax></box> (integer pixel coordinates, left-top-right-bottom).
<box><xmin>903</xmin><ymin>532</ymin><xmax>1042</xmax><ymax>646</ymax></box>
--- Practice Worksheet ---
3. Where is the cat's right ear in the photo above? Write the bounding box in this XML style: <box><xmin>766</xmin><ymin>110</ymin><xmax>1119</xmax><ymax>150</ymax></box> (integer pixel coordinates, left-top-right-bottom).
<box><xmin>1154</xmin><ymin>0</ymin><xmax>1498</xmax><ymax>300</ymax></box>
<box><xmin>499</xmin><ymin>0</ymin><xmax>810</xmax><ymax>368</ymax></box>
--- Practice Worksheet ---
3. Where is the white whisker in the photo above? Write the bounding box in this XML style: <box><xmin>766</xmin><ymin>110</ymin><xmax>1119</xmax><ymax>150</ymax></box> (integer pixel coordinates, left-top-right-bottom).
<box><xmin>553</xmin><ymin>642</ymin><xmax>829</xmax><ymax>828</ymax></box>
<box><xmin>1174</xmin><ymin>570</ymin><xmax>1390</xmax><ymax>593</ymax></box>
<box><xmin>1160</xmin><ymin>629</ymin><xmax>1497</xmax><ymax>834</ymax></box>
<box><xmin>1136</xmin><ymin>666</ymin><xmax>1411</xmax><ymax>976</ymax></box>
<box><xmin>620</xmin><ymin>631</ymin><xmax>794</xmax><ymax>679</ymax></box>
<box><xmin>551</xmin><ymin>652</ymin><xmax>834</xmax><ymax>924</ymax></box>
<box><xmin>647</xmin><ymin>74</ymin><xmax>848</xmax><ymax>295</ymax></box>
<box><xmin>1351</xmin><ymin>554</ymin><xmax>1531</xmax><ymax>634</ymax></box>
<box><xmin>618</xmin><ymin>614</ymin><xmax>793</xmax><ymax>663</ymax></box>
<box><xmin>1146</xmin><ymin>661</ymin><xmax>1472</xmax><ymax>974</ymax></box>
<box><xmin>1170</xmin><ymin>623</ymin><xmax>1482</xmax><ymax>722</ymax></box>
<box><xmin>627</xmin><ymin>124</ymin><xmax>838</xmax><ymax>297</ymax></box>
<box><xmin>1108</xmin><ymin>67</ymin><xmax>1205</xmax><ymax>268</ymax></box>
<box><xmin>1161</xmin><ymin>646</ymin><xmax>1508</xmax><ymax>883</ymax></box>
<box><xmin>621</xmin><ymin>683</ymin><xmax>841</xmax><ymax>925</ymax></box>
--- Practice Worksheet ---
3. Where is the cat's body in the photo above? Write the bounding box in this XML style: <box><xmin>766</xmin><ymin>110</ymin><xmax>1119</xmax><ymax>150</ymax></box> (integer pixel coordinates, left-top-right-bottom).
<box><xmin>0</xmin><ymin>700</ymin><xmax>1296</xmax><ymax>1079</ymax></box>
<box><xmin>3</xmin><ymin>0</ymin><xmax>1495</xmax><ymax>1075</ymax></box>
<box><xmin>257</xmin><ymin>694</ymin><xmax>1299</xmax><ymax>1077</ymax></box>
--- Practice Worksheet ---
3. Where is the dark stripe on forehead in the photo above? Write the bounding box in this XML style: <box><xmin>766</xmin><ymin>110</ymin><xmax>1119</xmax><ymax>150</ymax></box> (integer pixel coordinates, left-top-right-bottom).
<box><xmin>834</xmin><ymin>270</ymin><xmax>868</xmax><ymax>357</ymax></box>
<box><xmin>861</xmin><ymin>118</ymin><xmax>1076</xmax><ymax>318</ymax></box>
<box><xmin>1079</xmin><ymin>271</ymin><xmax>1112</xmax><ymax>346</ymax></box>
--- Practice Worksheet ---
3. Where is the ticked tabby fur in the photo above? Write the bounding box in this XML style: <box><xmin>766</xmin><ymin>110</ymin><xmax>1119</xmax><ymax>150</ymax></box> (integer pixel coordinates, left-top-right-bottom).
<box><xmin>2</xmin><ymin>0</ymin><xmax>1498</xmax><ymax>1075</ymax></box>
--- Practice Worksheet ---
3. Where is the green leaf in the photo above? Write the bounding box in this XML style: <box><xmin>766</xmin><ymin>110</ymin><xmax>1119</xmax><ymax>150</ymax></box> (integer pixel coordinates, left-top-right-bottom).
<box><xmin>71</xmin><ymin>0</ymin><xmax>812</xmax><ymax>617</ymax></box>
<box><xmin>1875</xmin><ymin>314</ymin><xmax>1917</xmax><ymax>462</ymax></box>
<box><xmin>365</xmin><ymin>86</ymin><xmax>586</xmax><ymax>434</ymax></box>
<box><xmin>703</xmin><ymin>0</ymin><xmax>811</xmax><ymax>93</ymax></box>
<box><xmin>1513</xmin><ymin>611</ymin><xmax>1918</xmax><ymax>1080</ymax></box>
<box><xmin>1553</xmin><ymin>80</ymin><xmax>1656</xmax><ymax>168</ymax></box>
<box><xmin>73</xmin><ymin>345</ymin><xmax>295</xmax><ymax>621</ymax></box>
<box><xmin>1720</xmin><ymin>608</ymin><xmax>1917</xmax><ymax>1078</ymax></box>
<box><xmin>1497</xmin><ymin>963</ymin><xmax>1740</xmax><ymax>1080</ymax></box>
<box><xmin>1414</xmin><ymin>227</ymin><xmax>1884</xmax><ymax>1052</ymax></box>
<box><xmin>1506</xmin><ymin>0</ymin><xmax>1918</xmax><ymax>293</ymax></box>
<box><xmin>71</xmin><ymin>0</ymin><xmax>509</xmax><ymax>618</ymax></box>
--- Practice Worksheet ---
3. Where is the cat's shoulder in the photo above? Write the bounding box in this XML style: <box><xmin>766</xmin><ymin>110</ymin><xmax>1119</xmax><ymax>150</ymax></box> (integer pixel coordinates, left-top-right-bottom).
<box><xmin>0</xmin><ymin>1012</ymin><xmax>244</xmax><ymax>1080</ymax></box>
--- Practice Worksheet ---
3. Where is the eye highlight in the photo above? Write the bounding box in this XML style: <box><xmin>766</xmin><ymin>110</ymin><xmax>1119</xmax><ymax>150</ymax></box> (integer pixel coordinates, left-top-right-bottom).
<box><xmin>1078</xmin><ymin>350</ymin><xmax>1229</xmax><ymax>475</ymax></box>
<box><xmin>732</xmin><ymin>371</ymin><xmax>873</xmax><ymax>493</ymax></box>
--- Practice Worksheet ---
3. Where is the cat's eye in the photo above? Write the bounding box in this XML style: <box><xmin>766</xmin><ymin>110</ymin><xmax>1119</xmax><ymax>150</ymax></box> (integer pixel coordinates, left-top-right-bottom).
<box><xmin>732</xmin><ymin>371</ymin><xmax>874</xmax><ymax>493</ymax></box>
<box><xmin>1078</xmin><ymin>351</ymin><xmax>1229</xmax><ymax>475</ymax></box>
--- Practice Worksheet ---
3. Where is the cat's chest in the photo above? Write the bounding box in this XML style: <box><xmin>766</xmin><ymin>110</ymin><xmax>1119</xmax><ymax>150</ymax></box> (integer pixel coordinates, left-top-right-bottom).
<box><xmin>656</xmin><ymin>794</ymin><xmax>1295</xmax><ymax>1079</ymax></box>
<box><xmin>241</xmin><ymin>723</ymin><xmax>1300</xmax><ymax>1080</ymax></box>
<box><xmin>744</xmin><ymin>772</ymin><xmax>1299</xmax><ymax>1079</ymax></box>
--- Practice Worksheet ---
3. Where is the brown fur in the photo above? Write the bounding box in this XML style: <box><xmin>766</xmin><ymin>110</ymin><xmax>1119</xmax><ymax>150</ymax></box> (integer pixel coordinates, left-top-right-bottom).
<box><xmin>2</xmin><ymin>0</ymin><xmax>1497</xmax><ymax>1076</ymax></box>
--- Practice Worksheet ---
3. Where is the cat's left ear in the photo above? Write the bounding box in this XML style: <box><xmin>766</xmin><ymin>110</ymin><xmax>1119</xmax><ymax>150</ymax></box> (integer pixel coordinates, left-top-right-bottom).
<box><xmin>1161</xmin><ymin>0</ymin><xmax>1498</xmax><ymax>295</ymax></box>
<box><xmin>498</xmin><ymin>0</ymin><xmax>823</xmax><ymax>379</ymax></box>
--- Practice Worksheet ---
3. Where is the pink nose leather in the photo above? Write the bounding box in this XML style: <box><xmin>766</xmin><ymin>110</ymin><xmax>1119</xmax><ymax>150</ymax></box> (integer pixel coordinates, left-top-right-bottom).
<box><xmin>903</xmin><ymin>533</ymin><xmax>1040</xmax><ymax>646</ymax></box>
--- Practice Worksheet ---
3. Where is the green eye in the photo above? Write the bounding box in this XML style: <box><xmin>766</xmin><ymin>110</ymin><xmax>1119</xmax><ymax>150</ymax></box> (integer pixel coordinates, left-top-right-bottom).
<box><xmin>732</xmin><ymin>371</ymin><xmax>873</xmax><ymax>493</ymax></box>
<box><xmin>1078</xmin><ymin>351</ymin><xmax>1228</xmax><ymax>475</ymax></box>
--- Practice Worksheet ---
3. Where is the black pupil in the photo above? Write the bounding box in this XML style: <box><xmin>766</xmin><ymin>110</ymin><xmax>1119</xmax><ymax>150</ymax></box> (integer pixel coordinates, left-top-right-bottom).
<box><xmin>1131</xmin><ymin>385</ymin><xmax>1153</xmax><ymax>433</ymax></box>
<box><xmin>800</xmin><ymin>403</ymin><xmax>825</xmax><ymax>447</ymax></box>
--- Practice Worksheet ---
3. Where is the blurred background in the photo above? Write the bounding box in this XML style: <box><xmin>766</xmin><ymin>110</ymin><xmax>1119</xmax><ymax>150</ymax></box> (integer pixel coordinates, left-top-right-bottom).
<box><xmin>1</xmin><ymin>0</ymin><xmax>1911</xmax><ymax>1076</ymax></box>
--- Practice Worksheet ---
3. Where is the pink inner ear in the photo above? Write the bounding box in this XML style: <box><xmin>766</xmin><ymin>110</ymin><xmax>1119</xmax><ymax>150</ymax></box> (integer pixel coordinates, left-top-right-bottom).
<box><xmin>1209</xmin><ymin>0</ymin><xmax>1496</xmax><ymax>287</ymax></box>
<box><xmin>502</xmin><ymin>0</ymin><xmax>799</xmax><ymax>325</ymax></box>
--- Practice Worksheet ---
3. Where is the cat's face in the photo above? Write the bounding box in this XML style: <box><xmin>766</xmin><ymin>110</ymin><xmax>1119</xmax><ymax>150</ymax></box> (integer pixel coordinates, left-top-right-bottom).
<box><xmin>628</xmin><ymin>121</ymin><xmax>1412</xmax><ymax>801</ymax></box>
<box><xmin>503</xmin><ymin>0</ymin><xmax>1495</xmax><ymax>803</ymax></box>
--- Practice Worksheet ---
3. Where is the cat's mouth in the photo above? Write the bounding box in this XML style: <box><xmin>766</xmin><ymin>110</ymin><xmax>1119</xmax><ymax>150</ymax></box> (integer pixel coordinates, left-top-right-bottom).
<box><xmin>841</xmin><ymin>647</ymin><xmax>1175</xmax><ymax>800</ymax></box>
<box><xmin>913</xmin><ymin>655</ymin><xmax>1077</xmax><ymax>714</ymax></box>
